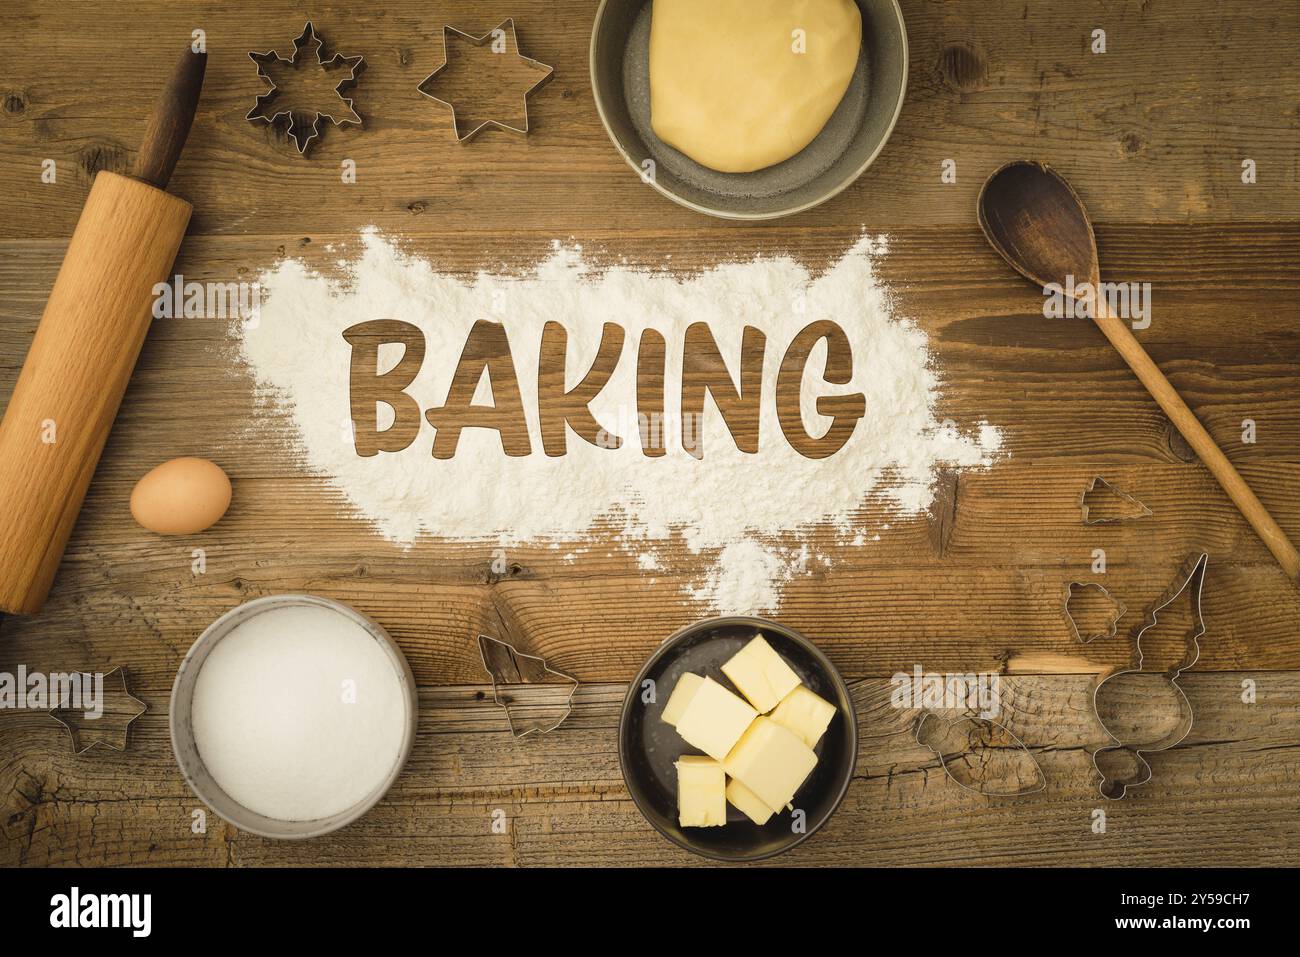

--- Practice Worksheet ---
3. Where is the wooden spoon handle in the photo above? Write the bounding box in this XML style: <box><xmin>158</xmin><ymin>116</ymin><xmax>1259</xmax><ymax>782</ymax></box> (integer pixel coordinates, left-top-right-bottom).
<box><xmin>1093</xmin><ymin>306</ymin><xmax>1300</xmax><ymax>582</ymax></box>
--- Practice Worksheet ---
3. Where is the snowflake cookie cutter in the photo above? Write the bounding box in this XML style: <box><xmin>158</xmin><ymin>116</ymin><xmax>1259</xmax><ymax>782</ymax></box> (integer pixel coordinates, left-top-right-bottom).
<box><xmin>417</xmin><ymin>18</ymin><xmax>554</xmax><ymax>143</ymax></box>
<box><xmin>477</xmin><ymin>634</ymin><xmax>578</xmax><ymax>737</ymax></box>
<box><xmin>247</xmin><ymin>21</ymin><xmax>365</xmax><ymax>154</ymax></box>
<box><xmin>47</xmin><ymin>666</ymin><xmax>147</xmax><ymax>755</ymax></box>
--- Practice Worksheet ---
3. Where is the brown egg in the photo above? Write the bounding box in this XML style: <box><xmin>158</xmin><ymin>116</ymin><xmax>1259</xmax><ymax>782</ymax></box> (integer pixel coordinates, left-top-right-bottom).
<box><xmin>130</xmin><ymin>457</ymin><xmax>232</xmax><ymax>535</ymax></box>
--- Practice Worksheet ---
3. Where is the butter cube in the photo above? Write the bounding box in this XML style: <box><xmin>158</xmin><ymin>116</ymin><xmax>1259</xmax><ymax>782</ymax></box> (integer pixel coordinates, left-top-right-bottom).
<box><xmin>676</xmin><ymin>756</ymin><xmax>726</xmax><ymax>827</ymax></box>
<box><xmin>660</xmin><ymin>672</ymin><xmax>705</xmax><ymax>727</ymax></box>
<box><xmin>770</xmin><ymin>685</ymin><xmax>837</xmax><ymax>748</ymax></box>
<box><xmin>674</xmin><ymin>676</ymin><xmax>758</xmax><ymax>761</ymax></box>
<box><xmin>726</xmin><ymin>777</ymin><xmax>775</xmax><ymax>825</ymax></box>
<box><xmin>724</xmin><ymin>716</ymin><xmax>817</xmax><ymax>812</ymax></box>
<box><xmin>721</xmin><ymin>634</ymin><xmax>801</xmax><ymax>713</ymax></box>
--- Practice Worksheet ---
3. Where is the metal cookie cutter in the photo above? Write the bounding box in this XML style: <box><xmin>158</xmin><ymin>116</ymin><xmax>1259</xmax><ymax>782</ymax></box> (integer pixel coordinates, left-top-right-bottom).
<box><xmin>47</xmin><ymin>666</ymin><xmax>147</xmax><ymax>755</ymax></box>
<box><xmin>915</xmin><ymin>712</ymin><xmax>1047</xmax><ymax>797</ymax></box>
<box><xmin>1080</xmin><ymin>476</ymin><xmax>1152</xmax><ymax>525</ymax></box>
<box><xmin>417</xmin><ymin>18</ymin><xmax>554</xmax><ymax>142</ymax></box>
<box><xmin>1063</xmin><ymin>580</ymin><xmax>1127</xmax><ymax>644</ymax></box>
<box><xmin>1091</xmin><ymin>552</ymin><xmax>1208</xmax><ymax>799</ymax></box>
<box><xmin>248</xmin><ymin>21</ymin><xmax>365</xmax><ymax>154</ymax></box>
<box><xmin>478</xmin><ymin>634</ymin><xmax>577</xmax><ymax>737</ymax></box>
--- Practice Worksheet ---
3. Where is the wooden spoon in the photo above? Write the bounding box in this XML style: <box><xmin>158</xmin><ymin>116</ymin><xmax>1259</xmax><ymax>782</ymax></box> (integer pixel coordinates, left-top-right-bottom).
<box><xmin>978</xmin><ymin>160</ymin><xmax>1300</xmax><ymax>584</ymax></box>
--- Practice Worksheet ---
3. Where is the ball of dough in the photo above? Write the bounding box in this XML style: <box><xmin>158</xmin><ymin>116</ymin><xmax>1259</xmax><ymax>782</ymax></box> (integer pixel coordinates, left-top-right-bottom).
<box><xmin>649</xmin><ymin>0</ymin><xmax>862</xmax><ymax>174</ymax></box>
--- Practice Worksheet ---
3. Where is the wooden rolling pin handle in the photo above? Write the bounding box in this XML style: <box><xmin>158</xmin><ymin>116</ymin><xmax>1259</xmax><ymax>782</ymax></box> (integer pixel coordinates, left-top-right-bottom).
<box><xmin>134</xmin><ymin>48</ymin><xmax>207</xmax><ymax>190</ymax></box>
<box><xmin>1092</xmin><ymin>305</ymin><xmax>1300</xmax><ymax>583</ymax></box>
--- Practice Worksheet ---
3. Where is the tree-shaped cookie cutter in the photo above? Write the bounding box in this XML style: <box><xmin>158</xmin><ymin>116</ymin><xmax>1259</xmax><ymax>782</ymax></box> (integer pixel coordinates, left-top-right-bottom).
<box><xmin>417</xmin><ymin>18</ymin><xmax>554</xmax><ymax>143</ymax></box>
<box><xmin>1091</xmin><ymin>552</ymin><xmax>1207</xmax><ymax>799</ymax></box>
<box><xmin>478</xmin><ymin>634</ymin><xmax>578</xmax><ymax>737</ymax></box>
<box><xmin>1080</xmin><ymin>476</ymin><xmax>1152</xmax><ymax>525</ymax></box>
<box><xmin>247</xmin><ymin>21</ymin><xmax>365</xmax><ymax>154</ymax></box>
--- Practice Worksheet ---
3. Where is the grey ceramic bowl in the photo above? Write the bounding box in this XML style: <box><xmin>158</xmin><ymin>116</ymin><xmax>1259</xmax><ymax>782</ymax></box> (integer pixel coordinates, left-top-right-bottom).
<box><xmin>169</xmin><ymin>594</ymin><xmax>418</xmax><ymax>840</ymax></box>
<box><xmin>590</xmin><ymin>0</ymin><xmax>908</xmax><ymax>220</ymax></box>
<box><xmin>619</xmin><ymin>616</ymin><xmax>858</xmax><ymax>862</ymax></box>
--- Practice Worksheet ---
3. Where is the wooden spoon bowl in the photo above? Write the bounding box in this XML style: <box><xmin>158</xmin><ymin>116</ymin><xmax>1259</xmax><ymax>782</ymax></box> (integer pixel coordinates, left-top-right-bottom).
<box><xmin>978</xmin><ymin>160</ymin><xmax>1099</xmax><ymax>289</ymax></box>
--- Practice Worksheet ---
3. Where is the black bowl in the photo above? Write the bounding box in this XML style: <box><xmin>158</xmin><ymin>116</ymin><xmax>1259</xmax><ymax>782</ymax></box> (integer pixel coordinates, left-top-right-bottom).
<box><xmin>619</xmin><ymin>616</ymin><xmax>857</xmax><ymax>862</ymax></box>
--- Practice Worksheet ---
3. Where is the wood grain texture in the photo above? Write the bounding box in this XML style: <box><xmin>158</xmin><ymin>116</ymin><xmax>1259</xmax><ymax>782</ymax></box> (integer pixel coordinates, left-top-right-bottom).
<box><xmin>2</xmin><ymin>226</ymin><xmax>1297</xmax><ymax>686</ymax></box>
<box><xmin>0</xmin><ymin>0</ymin><xmax>1298</xmax><ymax>236</ymax></box>
<box><xmin>0</xmin><ymin>0</ymin><xmax>1298</xmax><ymax>867</ymax></box>
<box><xmin>3</xmin><ymin>675</ymin><xmax>1297</xmax><ymax>867</ymax></box>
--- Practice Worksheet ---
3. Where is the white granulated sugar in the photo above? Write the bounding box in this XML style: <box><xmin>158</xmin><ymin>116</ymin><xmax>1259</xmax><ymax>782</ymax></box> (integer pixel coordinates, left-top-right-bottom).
<box><xmin>241</xmin><ymin>229</ymin><xmax>1001</xmax><ymax>615</ymax></box>
<box><xmin>191</xmin><ymin>604</ymin><xmax>407</xmax><ymax>821</ymax></box>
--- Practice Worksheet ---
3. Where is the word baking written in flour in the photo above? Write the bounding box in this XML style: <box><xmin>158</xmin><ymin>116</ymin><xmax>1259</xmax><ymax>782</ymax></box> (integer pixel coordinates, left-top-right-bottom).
<box><xmin>343</xmin><ymin>318</ymin><xmax>868</xmax><ymax>460</ymax></box>
<box><xmin>50</xmin><ymin>886</ymin><xmax>151</xmax><ymax>937</ymax></box>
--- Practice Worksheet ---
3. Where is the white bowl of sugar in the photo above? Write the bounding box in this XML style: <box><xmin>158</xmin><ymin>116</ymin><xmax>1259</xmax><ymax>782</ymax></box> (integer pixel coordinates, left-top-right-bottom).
<box><xmin>170</xmin><ymin>594</ymin><xmax>418</xmax><ymax>839</ymax></box>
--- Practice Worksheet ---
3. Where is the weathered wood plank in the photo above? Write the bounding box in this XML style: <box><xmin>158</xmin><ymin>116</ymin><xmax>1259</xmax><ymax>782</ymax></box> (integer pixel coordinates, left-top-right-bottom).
<box><xmin>3</xmin><ymin>675</ymin><xmax>1297</xmax><ymax>867</ymax></box>
<box><xmin>5</xmin><ymin>223</ymin><xmax>1298</xmax><ymax>462</ymax></box>
<box><xmin>2</xmin><ymin>222</ymin><xmax>1296</xmax><ymax>684</ymax></box>
<box><xmin>1</xmin><ymin>500</ymin><xmax>1297</xmax><ymax>688</ymax></box>
<box><xmin>1</xmin><ymin>0</ymin><xmax>1297</xmax><ymax>240</ymax></box>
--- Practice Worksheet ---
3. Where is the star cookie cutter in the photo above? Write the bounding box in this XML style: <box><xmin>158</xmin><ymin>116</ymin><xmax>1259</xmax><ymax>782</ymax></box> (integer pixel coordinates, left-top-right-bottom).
<box><xmin>417</xmin><ymin>18</ymin><xmax>554</xmax><ymax>143</ymax></box>
<box><xmin>1091</xmin><ymin>552</ymin><xmax>1208</xmax><ymax>799</ymax></box>
<box><xmin>477</xmin><ymin>634</ymin><xmax>577</xmax><ymax>737</ymax></box>
<box><xmin>247</xmin><ymin>21</ymin><xmax>365</xmax><ymax>154</ymax></box>
<box><xmin>47</xmin><ymin>666</ymin><xmax>147</xmax><ymax>755</ymax></box>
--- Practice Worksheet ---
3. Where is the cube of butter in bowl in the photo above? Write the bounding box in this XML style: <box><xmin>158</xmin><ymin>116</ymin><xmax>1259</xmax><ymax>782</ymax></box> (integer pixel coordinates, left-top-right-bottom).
<box><xmin>619</xmin><ymin>615</ymin><xmax>857</xmax><ymax>862</ymax></box>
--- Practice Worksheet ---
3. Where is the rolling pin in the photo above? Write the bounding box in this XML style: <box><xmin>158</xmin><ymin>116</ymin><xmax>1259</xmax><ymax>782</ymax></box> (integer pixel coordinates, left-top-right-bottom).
<box><xmin>0</xmin><ymin>47</ymin><xmax>206</xmax><ymax>617</ymax></box>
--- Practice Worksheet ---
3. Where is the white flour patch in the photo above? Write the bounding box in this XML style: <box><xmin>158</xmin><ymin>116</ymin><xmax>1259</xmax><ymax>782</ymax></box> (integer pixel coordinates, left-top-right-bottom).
<box><xmin>637</xmin><ymin>552</ymin><xmax>663</xmax><ymax>572</ymax></box>
<box><xmin>241</xmin><ymin>229</ymin><xmax>1002</xmax><ymax>614</ymax></box>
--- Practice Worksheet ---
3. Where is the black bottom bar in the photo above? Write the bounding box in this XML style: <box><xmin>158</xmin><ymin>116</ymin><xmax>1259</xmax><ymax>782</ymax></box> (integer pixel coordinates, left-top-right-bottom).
<box><xmin>0</xmin><ymin>866</ymin><xmax>1279</xmax><ymax>940</ymax></box>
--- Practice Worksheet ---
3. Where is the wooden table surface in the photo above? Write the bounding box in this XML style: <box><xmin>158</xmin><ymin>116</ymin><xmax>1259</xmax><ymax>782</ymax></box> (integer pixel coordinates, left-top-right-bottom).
<box><xmin>2</xmin><ymin>0</ymin><xmax>1299</xmax><ymax>867</ymax></box>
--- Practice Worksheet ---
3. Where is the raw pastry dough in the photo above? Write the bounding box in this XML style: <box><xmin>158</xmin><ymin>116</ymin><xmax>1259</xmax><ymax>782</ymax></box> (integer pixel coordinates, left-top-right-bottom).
<box><xmin>649</xmin><ymin>0</ymin><xmax>862</xmax><ymax>174</ymax></box>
